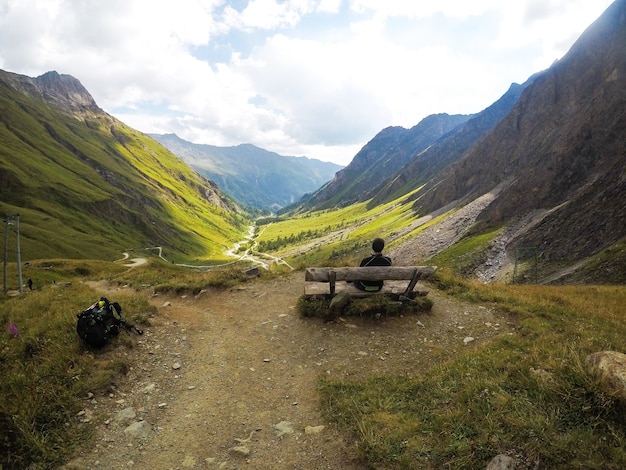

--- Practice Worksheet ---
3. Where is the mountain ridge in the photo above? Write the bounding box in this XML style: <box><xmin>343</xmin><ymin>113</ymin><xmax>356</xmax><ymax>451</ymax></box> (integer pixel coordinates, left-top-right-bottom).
<box><xmin>1</xmin><ymin>1</ymin><xmax>624</xmax><ymax>284</ymax></box>
<box><xmin>283</xmin><ymin>0</ymin><xmax>625</xmax><ymax>283</ymax></box>
<box><xmin>411</xmin><ymin>0</ymin><xmax>626</xmax><ymax>264</ymax></box>
<box><xmin>150</xmin><ymin>133</ymin><xmax>342</xmax><ymax>212</ymax></box>
<box><xmin>296</xmin><ymin>113</ymin><xmax>472</xmax><ymax>211</ymax></box>
<box><xmin>0</xmin><ymin>69</ymin><xmax>246</xmax><ymax>261</ymax></box>
<box><xmin>368</xmin><ymin>79</ymin><xmax>534</xmax><ymax>208</ymax></box>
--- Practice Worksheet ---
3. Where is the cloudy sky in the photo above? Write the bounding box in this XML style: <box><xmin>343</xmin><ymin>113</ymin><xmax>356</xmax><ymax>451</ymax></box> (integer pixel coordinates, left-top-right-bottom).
<box><xmin>0</xmin><ymin>0</ymin><xmax>614</xmax><ymax>165</ymax></box>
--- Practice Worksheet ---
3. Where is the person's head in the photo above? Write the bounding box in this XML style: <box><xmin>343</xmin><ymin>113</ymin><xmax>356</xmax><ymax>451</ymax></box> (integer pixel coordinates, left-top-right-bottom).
<box><xmin>372</xmin><ymin>237</ymin><xmax>385</xmax><ymax>253</ymax></box>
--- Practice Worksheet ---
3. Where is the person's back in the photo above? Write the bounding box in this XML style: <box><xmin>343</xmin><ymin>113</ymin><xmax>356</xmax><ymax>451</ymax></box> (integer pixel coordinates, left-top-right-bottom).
<box><xmin>355</xmin><ymin>238</ymin><xmax>392</xmax><ymax>292</ymax></box>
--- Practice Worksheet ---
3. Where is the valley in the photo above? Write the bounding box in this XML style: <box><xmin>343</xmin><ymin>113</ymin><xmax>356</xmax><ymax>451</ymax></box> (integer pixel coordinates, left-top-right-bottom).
<box><xmin>1</xmin><ymin>2</ymin><xmax>626</xmax><ymax>468</ymax></box>
<box><xmin>225</xmin><ymin>224</ymin><xmax>294</xmax><ymax>271</ymax></box>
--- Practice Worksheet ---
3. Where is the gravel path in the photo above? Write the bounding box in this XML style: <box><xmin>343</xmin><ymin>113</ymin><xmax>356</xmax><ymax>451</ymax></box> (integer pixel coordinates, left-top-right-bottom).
<box><xmin>66</xmin><ymin>270</ymin><xmax>515</xmax><ymax>470</ymax></box>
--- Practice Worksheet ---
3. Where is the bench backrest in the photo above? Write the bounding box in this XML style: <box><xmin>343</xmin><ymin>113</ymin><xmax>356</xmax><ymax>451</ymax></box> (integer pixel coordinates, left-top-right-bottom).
<box><xmin>305</xmin><ymin>266</ymin><xmax>436</xmax><ymax>282</ymax></box>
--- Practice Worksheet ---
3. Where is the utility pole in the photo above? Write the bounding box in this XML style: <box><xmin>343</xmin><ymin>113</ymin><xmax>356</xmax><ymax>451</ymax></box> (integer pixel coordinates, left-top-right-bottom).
<box><xmin>513</xmin><ymin>246</ymin><xmax>539</xmax><ymax>284</ymax></box>
<box><xmin>3</xmin><ymin>216</ymin><xmax>9</xmax><ymax>294</ymax></box>
<box><xmin>3</xmin><ymin>214</ymin><xmax>23</xmax><ymax>295</ymax></box>
<box><xmin>16</xmin><ymin>215</ymin><xmax>23</xmax><ymax>294</ymax></box>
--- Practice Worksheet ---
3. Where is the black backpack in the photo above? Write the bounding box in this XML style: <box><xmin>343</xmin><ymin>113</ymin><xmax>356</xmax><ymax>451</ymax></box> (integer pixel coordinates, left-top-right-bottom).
<box><xmin>76</xmin><ymin>297</ymin><xmax>143</xmax><ymax>348</ymax></box>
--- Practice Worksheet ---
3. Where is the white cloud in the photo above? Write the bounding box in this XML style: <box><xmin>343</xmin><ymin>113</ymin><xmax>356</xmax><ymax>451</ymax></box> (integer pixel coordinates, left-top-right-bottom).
<box><xmin>316</xmin><ymin>0</ymin><xmax>341</xmax><ymax>14</ymax></box>
<box><xmin>349</xmin><ymin>0</ymin><xmax>499</xmax><ymax>19</ymax></box>
<box><xmin>223</xmin><ymin>0</ymin><xmax>317</xmax><ymax>31</ymax></box>
<box><xmin>0</xmin><ymin>0</ymin><xmax>616</xmax><ymax>165</ymax></box>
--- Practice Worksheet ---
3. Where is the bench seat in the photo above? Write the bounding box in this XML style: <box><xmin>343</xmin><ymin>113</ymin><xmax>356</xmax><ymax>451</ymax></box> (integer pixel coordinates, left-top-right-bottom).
<box><xmin>304</xmin><ymin>279</ymin><xmax>430</xmax><ymax>297</ymax></box>
<box><xmin>303</xmin><ymin>266</ymin><xmax>436</xmax><ymax>299</ymax></box>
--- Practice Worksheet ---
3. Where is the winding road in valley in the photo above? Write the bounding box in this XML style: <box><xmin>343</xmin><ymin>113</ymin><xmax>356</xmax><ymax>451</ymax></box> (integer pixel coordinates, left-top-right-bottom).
<box><xmin>120</xmin><ymin>223</ymin><xmax>293</xmax><ymax>271</ymax></box>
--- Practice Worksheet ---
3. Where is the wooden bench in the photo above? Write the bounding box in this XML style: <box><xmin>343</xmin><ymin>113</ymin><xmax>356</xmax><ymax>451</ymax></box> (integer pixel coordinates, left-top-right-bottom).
<box><xmin>304</xmin><ymin>266</ymin><xmax>437</xmax><ymax>299</ymax></box>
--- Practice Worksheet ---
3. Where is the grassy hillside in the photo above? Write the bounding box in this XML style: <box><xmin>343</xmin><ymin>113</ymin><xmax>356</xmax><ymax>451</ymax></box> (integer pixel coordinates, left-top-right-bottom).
<box><xmin>256</xmin><ymin>188</ymin><xmax>427</xmax><ymax>268</ymax></box>
<box><xmin>260</xmin><ymin>188</ymin><xmax>626</xmax><ymax>285</ymax></box>
<box><xmin>0</xmin><ymin>71</ymin><xmax>248</xmax><ymax>263</ymax></box>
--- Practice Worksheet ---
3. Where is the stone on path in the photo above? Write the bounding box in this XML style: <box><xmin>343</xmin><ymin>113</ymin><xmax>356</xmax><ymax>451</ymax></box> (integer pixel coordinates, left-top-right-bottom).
<box><xmin>229</xmin><ymin>445</ymin><xmax>251</xmax><ymax>457</ymax></box>
<box><xmin>274</xmin><ymin>420</ymin><xmax>295</xmax><ymax>437</ymax></box>
<box><xmin>123</xmin><ymin>420</ymin><xmax>151</xmax><ymax>439</ymax></box>
<box><xmin>181</xmin><ymin>455</ymin><xmax>196</xmax><ymax>468</ymax></box>
<box><xmin>115</xmin><ymin>407</ymin><xmax>136</xmax><ymax>424</ymax></box>
<box><xmin>305</xmin><ymin>425</ymin><xmax>325</xmax><ymax>435</ymax></box>
<box><xmin>486</xmin><ymin>454</ymin><xmax>517</xmax><ymax>470</ymax></box>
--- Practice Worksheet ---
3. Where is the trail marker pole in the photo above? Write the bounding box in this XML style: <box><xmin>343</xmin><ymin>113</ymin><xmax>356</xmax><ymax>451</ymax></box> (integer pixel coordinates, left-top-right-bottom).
<box><xmin>3</xmin><ymin>216</ymin><xmax>8</xmax><ymax>294</ymax></box>
<box><xmin>2</xmin><ymin>214</ymin><xmax>23</xmax><ymax>294</ymax></box>
<box><xmin>16</xmin><ymin>215</ymin><xmax>23</xmax><ymax>294</ymax></box>
<box><xmin>513</xmin><ymin>246</ymin><xmax>539</xmax><ymax>284</ymax></box>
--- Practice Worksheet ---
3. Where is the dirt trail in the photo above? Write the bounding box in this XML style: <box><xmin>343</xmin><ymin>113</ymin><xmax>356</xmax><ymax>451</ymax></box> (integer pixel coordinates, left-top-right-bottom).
<box><xmin>68</xmin><ymin>271</ymin><xmax>514</xmax><ymax>470</ymax></box>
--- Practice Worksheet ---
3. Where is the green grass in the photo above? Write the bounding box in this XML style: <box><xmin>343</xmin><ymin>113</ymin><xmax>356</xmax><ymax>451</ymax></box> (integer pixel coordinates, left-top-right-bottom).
<box><xmin>0</xmin><ymin>73</ymin><xmax>249</xmax><ymax>262</ymax></box>
<box><xmin>0</xmin><ymin>277</ymin><xmax>153</xmax><ymax>469</ymax></box>
<box><xmin>318</xmin><ymin>277</ymin><xmax>626</xmax><ymax>469</ymax></box>
<box><xmin>429</xmin><ymin>227</ymin><xmax>503</xmax><ymax>276</ymax></box>
<box><xmin>257</xmin><ymin>189</ymin><xmax>428</xmax><ymax>268</ymax></box>
<box><xmin>297</xmin><ymin>294</ymin><xmax>433</xmax><ymax>319</ymax></box>
<box><xmin>0</xmin><ymin>258</ymin><xmax>269</xmax><ymax>469</ymax></box>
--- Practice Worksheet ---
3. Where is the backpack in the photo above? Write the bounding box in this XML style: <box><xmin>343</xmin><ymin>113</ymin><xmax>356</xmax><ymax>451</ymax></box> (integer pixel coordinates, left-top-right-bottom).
<box><xmin>76</xmin><ymin>297</ymin><xmax>143</xmax><ymax>348</ymax></box>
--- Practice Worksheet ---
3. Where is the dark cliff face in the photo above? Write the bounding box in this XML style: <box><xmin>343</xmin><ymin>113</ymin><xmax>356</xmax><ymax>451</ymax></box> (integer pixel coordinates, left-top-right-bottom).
<box><xmin>411</xmin><ymin>0</ymin><xmax>626</xmax><ymax>260</ymax></box>
<box><xmin>368</xmin><ymin>80</ymin><xmax>531</xmax><ymax>207</ymax></box>
<box><xmin>303</xmin><ymin>113</ymin><xmax>472</xmax><ymax>209</ymax></box>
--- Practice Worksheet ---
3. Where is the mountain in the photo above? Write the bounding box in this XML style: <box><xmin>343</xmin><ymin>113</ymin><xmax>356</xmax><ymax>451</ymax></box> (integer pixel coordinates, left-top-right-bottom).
<box><xmin>0</xmin><ymin>70</ymin><xmax>246</xmax><ymax>261</ymax></box>
<box><xmin>410</xmin><ymin>0</ymin><xmax>626</xmax><ymax>267</ymax></box>
<box><xmin>150</xmin><ymin>133</ymin><xmax>343</xmax><ymax>212</ymax></box>
<box><xmin>288</xmin><ymin>0</ymin><xmax>626</xmax><ymax>283</ymax></box>
<box><xmin>368</xmin><ymin>79</ymin><xmax>534</xmax><ymax>208</ymax></box>
<box><xmin>297</xmin><ymin>113</ymin><xmax>472</xmax><ymax>210</ymax></box>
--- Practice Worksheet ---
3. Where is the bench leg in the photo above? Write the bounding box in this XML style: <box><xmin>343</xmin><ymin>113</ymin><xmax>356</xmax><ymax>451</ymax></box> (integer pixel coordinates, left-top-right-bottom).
<box><xmin>403</xmin><ymin>269</ymin><xmax>421</xmax><ymax>297</ymax></box>
<box><xmin>329</xmin><ymin>271</ymin><xmax>336</xmax><ymax>298</ymax></box>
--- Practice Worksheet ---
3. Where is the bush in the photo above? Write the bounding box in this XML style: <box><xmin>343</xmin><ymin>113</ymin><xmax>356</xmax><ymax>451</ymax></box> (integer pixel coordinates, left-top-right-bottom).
<box><xmin>297</xmin><ymin>296</ymin><xmax>330</xmax><ymax>318</ymax></box>
<box><xmin>297</xmin><ymin>294</ymin><xmax>432</xmax><ymax>319</ymax></box>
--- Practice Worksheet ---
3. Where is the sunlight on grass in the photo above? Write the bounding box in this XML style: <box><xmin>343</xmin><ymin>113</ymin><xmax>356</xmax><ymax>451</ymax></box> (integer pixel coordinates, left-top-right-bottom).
<box><xmin>0</xmin><ymin>97</ymin><xmax>249</xmax><ymax>262</ymax></box>
<box><xmin>430</xmin><ymin>227</ymin><xmax>503</xmax><ymax>276</ymax></box>
<box><xmin>319</xmin><ymin>281</ymin><xmax>626</xmax><ymax>469</ymax></box>
<box><xmin>256</xmin><ymin>190</ymin><xmax>429</xmax><ymax>267</ymax></box>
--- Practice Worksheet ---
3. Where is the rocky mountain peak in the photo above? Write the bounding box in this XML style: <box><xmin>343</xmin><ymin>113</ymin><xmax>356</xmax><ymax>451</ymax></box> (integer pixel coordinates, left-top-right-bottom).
<box><xmin>33</xmin><ymin>70</ymin><xmax>101</xmax><ymax>115</ymax></box>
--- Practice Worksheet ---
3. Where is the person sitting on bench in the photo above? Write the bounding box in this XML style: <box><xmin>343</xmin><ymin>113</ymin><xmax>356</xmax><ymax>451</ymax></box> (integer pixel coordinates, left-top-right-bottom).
<box><xmin>355</xmin><ymin>237</ymin><xmax>392</xmax><ymax>292</ymax></box>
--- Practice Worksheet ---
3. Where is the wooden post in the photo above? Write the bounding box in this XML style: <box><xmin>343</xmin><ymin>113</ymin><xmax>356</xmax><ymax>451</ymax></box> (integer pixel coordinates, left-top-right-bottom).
<box><xmin>3</xmin><ymin>216</ymin><xmax>8</xmax><ymax>294</ymax></box>
<box><xmin>403</xmin><ymin>269</ymin><xmax>421</xmax><ymax>296</ymax></box>
<box><xmin>16</xmin><ymin>215</ymin><xmax>22</xmax><ymax>294</ymax></box>
<box><xmin>329</xmin><ymin>270</ymin><xmax>336</xmax><ymax>297</ymax></box>
<box><xmin>2</xmin><ymin>214</ymin><xmax>23</xmax><ymax>294</ymax></box>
